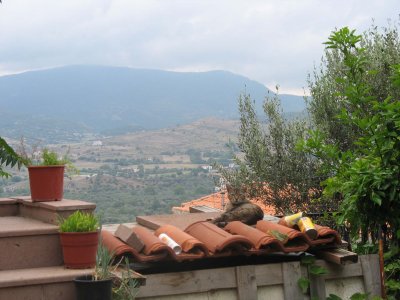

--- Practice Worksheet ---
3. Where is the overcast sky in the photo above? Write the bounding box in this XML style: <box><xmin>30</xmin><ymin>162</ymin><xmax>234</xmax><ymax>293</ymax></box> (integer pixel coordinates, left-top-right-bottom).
<box><xmin>0</xmin><ymin>0</ymin><xmax>398</xmax><ymax>95</ymax></box>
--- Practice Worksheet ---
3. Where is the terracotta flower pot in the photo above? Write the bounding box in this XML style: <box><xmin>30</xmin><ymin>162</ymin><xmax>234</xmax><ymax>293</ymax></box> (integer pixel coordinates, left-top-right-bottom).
<box><xmin>28</xmin><ymin>165</ymin><xmax>65</xmax><ymax>202</ymax></box>
<box><xmin>60</xmin><ymin>231</ymin><xmax>99</xmax><ymax>269</ymax></box>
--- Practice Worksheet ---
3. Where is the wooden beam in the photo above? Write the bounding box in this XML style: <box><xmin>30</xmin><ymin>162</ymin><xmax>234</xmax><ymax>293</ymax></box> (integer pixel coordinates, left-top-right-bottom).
<box><xmin>137</xmin><ymin>267</ymin><xmax>237</xmax><ymax>298</ymax></box>
<box><xmin>235</xmin><ymin>265</ymin><xmax>257</xmax><ymax>300</ymax></box>
<box><xmin>313</xmin><ymin>260</ymin><xmax>363</xmax><ymax>280</ymax></box>
<box><xmin>312</xmin><ymin>248</ymin><xmax>358</xmax><ymax>265</ymax></box>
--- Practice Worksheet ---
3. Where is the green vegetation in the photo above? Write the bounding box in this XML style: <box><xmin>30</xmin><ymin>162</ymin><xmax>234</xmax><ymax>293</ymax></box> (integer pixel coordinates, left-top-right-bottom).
<box><xmin>59</xmin><ymin>211</ymin><xmax>99</xmax><ymax>233</ymax></box>
<box><xmin>218</xmin><ymin>21</ymin><xmax>400</xmax><ymax>299</ymax></box>
<box><xmin>64</xmin><ymin>168</ymin><xmax>215</xmax><ymax>223</ymax></box>
<box><xmin>94</xmin><ymin>243</ymin><xmax>115</xmax><ymax>281</ymax></box>
<box><xmin>0</xmin><ymin>137</ymin><xmax>27</xmax><ymax>178</ymax></box>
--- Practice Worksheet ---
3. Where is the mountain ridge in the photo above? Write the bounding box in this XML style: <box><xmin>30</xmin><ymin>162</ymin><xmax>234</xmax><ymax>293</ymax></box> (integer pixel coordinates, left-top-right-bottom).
<box><xmin>0</xmin><ymin>65</ymin><xmax>305</xmax><ymax>142</ymax></box>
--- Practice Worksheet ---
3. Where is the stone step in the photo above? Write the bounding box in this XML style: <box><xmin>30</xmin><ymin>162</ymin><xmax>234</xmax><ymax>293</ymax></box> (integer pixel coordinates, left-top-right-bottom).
<box><xmin>0</xmin><ymin>198</ymin><xmax>19</xmax><ymax>217</ymax></box>
<box><xmin>0</xmin><ymin>266</ymin><xmax>93</xmax><ymax>300</ymax></box>
<box><xmin>0</xmin><ymin>216</ymin><xmax>63</xmax><ymax>270</ymax></box>
<box><xmin>13</xmin><ymin>197</ymin><xmax>96</xmax><ymax>225</ymax></box>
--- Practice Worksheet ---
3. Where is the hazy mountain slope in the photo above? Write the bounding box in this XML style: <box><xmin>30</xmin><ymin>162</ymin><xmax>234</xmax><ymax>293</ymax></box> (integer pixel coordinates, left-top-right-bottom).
<box><xmin>0</xmin><ymin>65</ymin><xmax>305</xmax><ymax>138</ymax></box>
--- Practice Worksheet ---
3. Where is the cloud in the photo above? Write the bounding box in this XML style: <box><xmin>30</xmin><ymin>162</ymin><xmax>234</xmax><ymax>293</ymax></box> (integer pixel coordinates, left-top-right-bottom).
<box><xmin>0</xmin><ymin>0</ymin><xmax>399</xmax><ymax>94</ymax></box>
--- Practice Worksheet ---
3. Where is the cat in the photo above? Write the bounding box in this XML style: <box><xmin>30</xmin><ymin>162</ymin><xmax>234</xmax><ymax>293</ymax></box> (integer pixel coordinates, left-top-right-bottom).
<box><xmin>212</xmin><ymin>184</ymin><xmax>264</xmax><ymax>227</ymax></box>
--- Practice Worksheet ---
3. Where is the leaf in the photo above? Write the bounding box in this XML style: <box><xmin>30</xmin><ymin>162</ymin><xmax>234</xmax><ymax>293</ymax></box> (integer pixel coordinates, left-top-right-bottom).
<box><xmin>297</xmin><ymin>277</ymin><xmax>310</xmax><ymax>294</ymax></box>
<box><xmin>309</xmin><ymin>264</ymin><xmax>329</xmax><ymax>276</ymax></box>
<box><xmin>300</xmin><ymin>255</ymin><xmax>316</xmax><ymax>266</ymax></box>
<box><xmin>350</xmin><ymin>292</ymin><xmax>368</xmax><ymax>300</ymax></box>
<box><xmin>326</xmin><ymin>294</ymin><xmax>343</xmax><ymax>300</ymax></box>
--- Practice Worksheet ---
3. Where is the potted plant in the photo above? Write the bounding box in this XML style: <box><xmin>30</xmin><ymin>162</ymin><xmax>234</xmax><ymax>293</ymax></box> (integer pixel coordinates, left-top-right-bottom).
<box><xmin>74</xmin><ymin>243</ymin><xmax>140</xmax><ymax>300</ymax></box>
<box><xmin>59</xmin><ymin>211</ymin><xmax>99</xmax><ymax>269</ymax></box>
<box><xmin>74</xmin><ymin>243</ymin><xmax>115</xmax><ymax>300</ymax></box>
<box><xmin>27</xmin><ymin>148</ymin><xmax>77</xmax><ymax>202</ymax></box>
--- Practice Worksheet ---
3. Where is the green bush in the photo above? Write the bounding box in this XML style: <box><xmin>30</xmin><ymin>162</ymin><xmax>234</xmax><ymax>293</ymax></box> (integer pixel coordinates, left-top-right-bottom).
<box><xmin>59</xmin><ymin>211</ymin><xmax>99</xmax><ymax>232</ymax></box>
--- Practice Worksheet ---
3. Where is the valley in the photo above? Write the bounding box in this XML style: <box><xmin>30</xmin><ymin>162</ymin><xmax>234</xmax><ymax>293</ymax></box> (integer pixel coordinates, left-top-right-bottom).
<box><xmin>1</xmin><ymin>117</ymin><xmax>240</xmax><ymax>223</ymax></box>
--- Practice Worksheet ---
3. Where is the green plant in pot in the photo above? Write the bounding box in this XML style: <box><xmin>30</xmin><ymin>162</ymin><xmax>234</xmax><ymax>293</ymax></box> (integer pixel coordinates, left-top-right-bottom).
<box><xmin>74</xmin><ymin>242</ymin><xmax>140</xmax><ymax>300</ymax></box>
<box><xmin>74</xmin><ymin>243</ymin><xmax>115</xmax><ymax>300</ymax></box>
<box><xmin>59</xmin><ymin>211</ymin><xmax>99</xmax><ymax>269</ymax></box>
<box><xmin>27</xmin><ymin>148</ymin><xmax>78</xmax><ymax>202</ymax></box>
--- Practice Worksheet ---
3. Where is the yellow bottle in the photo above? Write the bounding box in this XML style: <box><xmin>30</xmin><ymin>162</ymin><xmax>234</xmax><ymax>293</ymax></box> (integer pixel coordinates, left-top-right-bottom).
<box><xmin>279</xmin><ymin>212</ymin><xmax>303</xmax><ymax>228</ymax></box>
<box><xmin>297</xmin><ymin>217</ymin><xmax>318</xmax><ymax>240</ymax></box>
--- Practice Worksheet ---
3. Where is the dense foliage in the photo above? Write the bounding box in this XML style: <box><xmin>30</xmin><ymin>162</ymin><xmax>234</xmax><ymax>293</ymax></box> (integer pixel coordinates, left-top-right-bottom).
<box><xmin>303</xmin><ymin>27</ymin><xmax>400</xmax><ymax>299</ymax></box>
<box><xmin>219</xmin><ymin>23</ymin><xmax>400</xmax><ymax>298</ymax></box>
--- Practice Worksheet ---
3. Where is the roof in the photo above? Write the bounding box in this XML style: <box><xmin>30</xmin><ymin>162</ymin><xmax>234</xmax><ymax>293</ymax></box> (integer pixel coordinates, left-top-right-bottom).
<box><xmin>172</xmin><ymin>192</ymin><xmax>276</xmax><ymax>215</ymax></box>
<box><xmin>101</xmin><ymin>212</ymin><xmax>342</xmax><ymax>265</ymax></box>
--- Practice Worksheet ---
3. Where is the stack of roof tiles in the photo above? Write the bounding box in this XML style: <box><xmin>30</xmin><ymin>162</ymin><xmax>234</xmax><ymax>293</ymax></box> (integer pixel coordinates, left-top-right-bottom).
<box><xmin>101</xmin><ymin>215</ymin><xmax>341</xmax><ymax>263</ymax></box>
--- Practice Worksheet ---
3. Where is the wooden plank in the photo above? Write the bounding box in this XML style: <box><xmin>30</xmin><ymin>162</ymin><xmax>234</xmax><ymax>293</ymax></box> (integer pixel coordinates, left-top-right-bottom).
<box><xmin>255</xmin><ymin>263</ymin><xmax>284</xmax><ymax>286</ymax></box>
<box><xmin>314</xmin><ymin>260</ymin><xmax>363</xmax><ymax>280</ymax></box>
<box><xmin>136</xmin><ymin>212</ymin><xmax>221</xmax><ymax>230</ymax></box>
<box><xmin>282</xmin><ymin>261</ymin><xmax>303</xmax><ymax>300</ymax></box>
<box><xmin>235</xmin><ymin>265</ymin><xmax>257</xmax><ymax>300</ymax></box>
<box><xmin>360</xmin><ymin>254</ymin><xmax>381</xmax><ymax>298</ymax></box>
<box><xmin>137</xmin><ymin>266</ymin><xmax>237</xmax><ymax>298</ymax></box>
<box><xmin>112</xmin><ymin>267</ymin><xmax>146</xmax><ymax>286</ymax></box>
<box><xmin>309</xmin><ymin>274</ymin><xmax>326</xmax><ymax>300</ymax></box>
<box><xmin>312</xmin><ymin>248</ymin><xmax>358</xmax><ymax>265</ymax></box>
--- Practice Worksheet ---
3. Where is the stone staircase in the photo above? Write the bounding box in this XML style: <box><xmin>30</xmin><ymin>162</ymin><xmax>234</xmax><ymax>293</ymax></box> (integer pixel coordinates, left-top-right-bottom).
<box><xmin>0</xmin><ymin>197</ymin><xmax>96</xmax><ymax>300</ymax></box>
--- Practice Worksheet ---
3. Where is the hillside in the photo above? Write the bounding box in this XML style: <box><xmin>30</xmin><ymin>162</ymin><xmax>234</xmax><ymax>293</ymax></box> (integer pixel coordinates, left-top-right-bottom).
<box><xmin>1</xmin><ymin>118</ymin><xmax>240</xmax><ymax>222</ymax></box>
<box><xmin>0</xmin><ymin>65</ymin><xmax>305</xmax><ymax>142</ymax></box>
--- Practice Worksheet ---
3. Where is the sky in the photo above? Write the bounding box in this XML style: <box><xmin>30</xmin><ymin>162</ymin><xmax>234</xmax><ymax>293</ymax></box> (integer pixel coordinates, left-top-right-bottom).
<box><xmin>0</xmin><ymin>0</ymin><xmax>398</xmax><ymax>95</ymax></box>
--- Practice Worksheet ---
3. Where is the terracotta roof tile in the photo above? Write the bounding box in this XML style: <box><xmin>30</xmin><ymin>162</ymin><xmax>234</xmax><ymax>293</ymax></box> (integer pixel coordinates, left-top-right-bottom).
<box><xmin>185</xmin><ymin>221</ymin><xmax>253</xmax><ymax>254</ymax></box>
<box><xmin>224</xmin><ymin>221</ymin><xmax>284</xmax><ymax>252</ymax></box>
<box><xmin>172</xmin><ymin>192</ymin><xmax>276</xmax><ymax>215</ymax></box>
<box><xmin>101</xmin><ymin>213</ymin><xmax>342</xmax><ymax>264</ymax></box>
<box><xmin>155</xmin><ymin>224</ymin><xmax>209</xmax><ymax>255</ymax></box>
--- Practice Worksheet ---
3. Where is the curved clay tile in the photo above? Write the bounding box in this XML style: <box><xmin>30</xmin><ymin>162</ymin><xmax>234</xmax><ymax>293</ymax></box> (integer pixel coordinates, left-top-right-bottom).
<box><xmin>155</xmin><ymin>224</ymin><xmax>209</xmax><ymax>255</ymax></box>
<box><xmin>314</xmin><ymin>224</ymin><xmax>342</xmax><ymax>245</ymax></box>
<box><xmin>100</xmin><ymin>230</ymin><xmax>167</xmax><ymax>263</ymax></box>
<box><xmin>256</xmin><ymin>220</ymin><xmax>309</xmax><ymax>253</ymax></box>
<box><xmin>184</xmin><ymin>221</ymin><xmax>254</xmax><ymax>253</ymax></box>
<box><xmin>224</xmin><ymin>221</ymin><xmax>284</xmax><ymax>252</ymax></box>
<box><xmin>131</xmin><ymin>226</ymin><xmax>175</xmax><ymax>256</ymax></box>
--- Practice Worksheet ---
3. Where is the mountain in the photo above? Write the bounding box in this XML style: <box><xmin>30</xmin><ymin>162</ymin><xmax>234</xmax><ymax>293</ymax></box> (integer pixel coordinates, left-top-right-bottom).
<box><xmin>0</xmin><ymin>65</ymin><xmax>305</xmax><ymax>141</ymax></box>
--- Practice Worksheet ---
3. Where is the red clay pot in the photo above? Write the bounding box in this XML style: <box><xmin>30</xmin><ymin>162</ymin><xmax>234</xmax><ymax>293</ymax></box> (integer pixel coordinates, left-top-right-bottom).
<box><xmin>28</xmin><ymin>165</ymin><xmax>65</xmax><ymax>202</ymax></box>
<box><xmin>60</xmin><ymin>231</ymin><xmax>99</xmax><ymax>269</ymax></box>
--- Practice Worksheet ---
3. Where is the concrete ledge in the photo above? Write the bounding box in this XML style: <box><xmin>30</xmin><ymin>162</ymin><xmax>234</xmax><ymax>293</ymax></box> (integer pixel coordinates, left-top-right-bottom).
<box><xmin>14</xmin><ymin>197</ymin><xmax>96</xmax><ymax>211</ymax></box>
<box><xmin>0</xmin><ymin>266</ymin><xmax>93</xmax><ymax>288</ymax></box>
<box><xmin>10</xmin><ymin>197</ymin><xmax>96</xmax><ymax>224</ymax></box>
<box><xmin>0</xmin><ymin>216</ymin><xmax>58</xmax><ymax>238</ymax></box>
<box><xmin>0</xmin><ymin>198</ymin><xmax>19</xmax><ymax>217</ymax></box>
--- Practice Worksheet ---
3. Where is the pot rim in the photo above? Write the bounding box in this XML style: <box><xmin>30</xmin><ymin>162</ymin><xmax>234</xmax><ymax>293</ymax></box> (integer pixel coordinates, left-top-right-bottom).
<box><xmin>73</xmin><ymin>274</ymin><xmax>113</xmax><ymax>283</ymax></box>
<box><xmin>59</xmin><ymin>230</ymin><xmax>100</xmax><ymax>235</ymax></box>
<box><xmin>28</xmin><ymin>165</ymin><xmax>66</xmax><ymax>169</ymax></box>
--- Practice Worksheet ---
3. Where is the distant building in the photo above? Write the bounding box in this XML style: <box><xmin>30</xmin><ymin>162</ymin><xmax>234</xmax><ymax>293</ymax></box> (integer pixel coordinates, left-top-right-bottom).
<box><xmin>92</xmin><ymin>140</ymin><xmax>103</xmax><ymax>146</ymax></box>
<box><xmin>172</xmin><ymin>192</ymin><xmax>276</xmax><ymax>215</ymax></box>
<box><xmin>201</xmin><ymin>165</ymin><xmax>213</xmax><ymax>171</ymax></box>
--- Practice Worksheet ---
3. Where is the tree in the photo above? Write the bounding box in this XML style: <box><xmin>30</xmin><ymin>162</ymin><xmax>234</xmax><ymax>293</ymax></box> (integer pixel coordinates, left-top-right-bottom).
<box><xmin>0</xmin><ymin>137</ymin><xmax>26</xmax><ymax>178</ymax></box>
<box><xmin>218</xmin><ymin>91</ymin><xmax>323</xmax><ymax>216</ymax></box>
<box><xmin>307</xmin><ymin>21</ymin><xmax>400</xmax><ymax>153</ymax></box>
